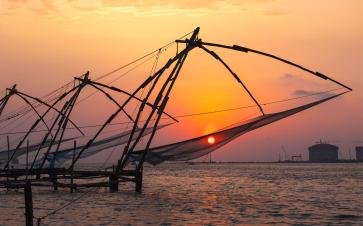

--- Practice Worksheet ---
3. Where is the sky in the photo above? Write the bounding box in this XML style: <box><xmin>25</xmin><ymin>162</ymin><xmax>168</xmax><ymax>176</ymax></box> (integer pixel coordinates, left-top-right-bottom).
<box><xmin>0</xmin><ymin>0</ymin><xmax>362</xmax><ymax>162</ymax></box>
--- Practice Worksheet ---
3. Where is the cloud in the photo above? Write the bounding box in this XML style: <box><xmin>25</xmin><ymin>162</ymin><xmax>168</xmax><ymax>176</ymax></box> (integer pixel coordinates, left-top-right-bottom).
<box><xmin>283</xmin><ymin>73</ymin><xmax>294</xmax><ymax>79</ymax></box>
<box><xmin>2</xmin><ymin>0</ymin><xmax>287</xmax><ymax>17</ymax></box>
<box><xmin>281</xmin><ymin>73</ymin><xmax>335</xmax><ymax>98</ymax></box>
<box><xmin>262</xmin><ymin>9</ymin><xmax>288</xmax><ymax>16</ymax></box>
<box><xmin>100</xmin><ymin>0</ymin><xmax>248</xmax><ymax>10</ymax></box>
<box><xmin>102</xmin><ymin>0</ymin><xmax>217</xmax><ymax>9</ymax></box>
<box><xmin>2</xmin><ymin>0</ymin><xmax>58</xmax><ymax>15</ymax></box>
<box><xmin>40</xmin><ymin>0</ymin><xmax>57</xmax><ymax>11</ymax></box>
<box><xmin>292</xmin><ymin>89</ymin><xmax>334</xmax><ymax>99</ymax></box>
<box><xmin>280</xmin><ymin>73</ymin><xmax>310</xmax><ymax>85</ymax></box>
<box><xmin>65</xmin><ymin>0</ymin><xmax>242</xmax><ymax>16</ymax></box>
<box><xmin>281</xmin><ymin>72</ymin><xmax>322</xmax><ymax>86</ymax></box>
<box><xmin>33</xmin><ymin>0</ymin><xmax>58</xmax><ymax>14</ymax></box>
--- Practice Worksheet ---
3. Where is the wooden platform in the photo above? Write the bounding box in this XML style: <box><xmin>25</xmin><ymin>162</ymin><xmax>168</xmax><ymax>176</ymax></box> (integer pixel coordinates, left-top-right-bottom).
<box><xmin>0</xmin><ymin>167</ymin><xmax>141</xmax><ymax>191</ymax></box>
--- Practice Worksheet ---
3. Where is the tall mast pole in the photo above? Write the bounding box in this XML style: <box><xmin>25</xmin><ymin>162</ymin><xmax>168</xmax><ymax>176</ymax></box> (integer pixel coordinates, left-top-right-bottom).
<box><xmin>0</xmin><ymin>85</ymin><xmax>16</xmax><ymax>117</ymax></box>
<box><xmin>113</xmin><ymin>28</ymin><xmax>200</xmax><ymax>192</ymax></box>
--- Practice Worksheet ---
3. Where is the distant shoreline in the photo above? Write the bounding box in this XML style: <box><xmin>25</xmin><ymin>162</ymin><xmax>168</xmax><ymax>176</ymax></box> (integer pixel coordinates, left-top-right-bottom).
<box><xmin>183</xmin><ymin>160</ymin><xmax>362</xmax><ymax>164</ymax></box>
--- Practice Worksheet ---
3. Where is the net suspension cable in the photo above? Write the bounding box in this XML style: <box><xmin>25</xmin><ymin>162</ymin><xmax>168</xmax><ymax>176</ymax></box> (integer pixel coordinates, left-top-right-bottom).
<box><xmin>0</xmin><ymin>87</ymin><xmax>344</xmax><ymax>137</ymax></box>
<box><xmin>0</xmin><ymin>30</ymin><xmax>194</xmax><ymax>124</ymax></box>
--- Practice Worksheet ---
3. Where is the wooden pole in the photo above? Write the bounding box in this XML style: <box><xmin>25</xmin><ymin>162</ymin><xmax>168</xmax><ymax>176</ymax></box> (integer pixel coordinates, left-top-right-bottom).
<box><xmin>109</xmin><ymin>174</ymin><xmax>119</xmax><ymax>192</ymax></box>
<box><xmin>24</xmin><ymin>180</ymin><xmax>34</xmax><ymax>226</ymax></box>
<box><xmin>26</xmin><ymin>140</ymin><xmax>29</xmax><ymax>170</ymax></box>
<box><xmin>7</xmin><ymin>135</ymin><xmax>10</xmax><ymax>166</ymax></box>
<box><xmin>71</xmin><ymin>140</ymin><xmax>76</xmax><ymax>193</ymax></box>
<box><xmin>109</xmin><ymin>161</ymin><xmax>119</xmax><ymax>192</ymax></box>
<box><xmin>135</xmin><ymin>166</ymin><xmax>143</xmax><ymax>193</ymax></box>
<box><xmin>6</xmin><ymin>136</ymin><xmax>10</xmax><ymax>190</ymax></box>
<box><xmin>52</xmin><ymin>176</ymin><xmax>58</xmax><ymax>191</ymax></box>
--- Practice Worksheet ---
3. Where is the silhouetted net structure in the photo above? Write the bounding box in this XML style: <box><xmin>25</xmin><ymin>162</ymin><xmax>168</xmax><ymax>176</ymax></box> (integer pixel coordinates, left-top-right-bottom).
<box><xmin>38</xmin><ymin>123</ymin><xmax>172</xmax><ymax>167</ymax></box>
<box><xmin>0</xmin><ymin>138</ymin><xmax>75</xmax><ymax>163</ymax></box>
<box><xmin>0</xmin><ymin>27</ymin><xmax>352</xmax><ymax>202</ymax></box>
<box><xmin>131</xmin><ymin>93</ymin><xmax>345</xmax><ymax>165</ymax></box>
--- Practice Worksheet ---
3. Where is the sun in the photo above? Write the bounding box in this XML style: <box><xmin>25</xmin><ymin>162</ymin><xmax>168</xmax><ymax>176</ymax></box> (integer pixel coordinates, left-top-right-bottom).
<box><xmin>207</xmin><ymin>136</ymin><xmax>215</xmax><ymax>145</ymax></box>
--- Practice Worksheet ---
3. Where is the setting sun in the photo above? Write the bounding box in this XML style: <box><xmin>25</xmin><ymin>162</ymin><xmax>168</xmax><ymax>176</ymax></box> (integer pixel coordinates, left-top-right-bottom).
<box><xmin>207</xmin><ymin>136</ymin><xmax>215</xmax><ymax>145</ymax></box>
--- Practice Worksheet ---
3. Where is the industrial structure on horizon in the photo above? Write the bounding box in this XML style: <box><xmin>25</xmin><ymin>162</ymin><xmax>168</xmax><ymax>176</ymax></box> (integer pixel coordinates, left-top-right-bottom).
<box><xmin>356</xmin><ymin>146</ymin><xmax>363</xmax><ymax>162</ymax></box>
<box><xmin>307</xmin><ymin>141</ymin><xmax>362</xmax><ymax>162</ymax></box>
<box><xmin>308</xmin><ymin>142</ymin><xmax>339</xmax><ymax>162</ymax></box>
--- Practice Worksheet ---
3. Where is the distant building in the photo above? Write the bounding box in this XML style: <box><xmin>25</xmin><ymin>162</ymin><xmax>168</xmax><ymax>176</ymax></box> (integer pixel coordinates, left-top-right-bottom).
<box><xmin>356</xmin><ymin>146</ymin><xmax>363</xmax><ymax>162</ymax></box>
<box><xmin>308</xmin><ymin>143</ymin><xmax>338</xmax><ymax>162</ymax></box>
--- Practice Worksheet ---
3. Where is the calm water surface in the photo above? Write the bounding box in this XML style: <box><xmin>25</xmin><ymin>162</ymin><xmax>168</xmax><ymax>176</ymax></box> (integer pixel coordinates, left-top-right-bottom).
<box><xmin>0</xmin><ymin>163</ymin><xmax>362</xmax><ymax>226</ymax></box>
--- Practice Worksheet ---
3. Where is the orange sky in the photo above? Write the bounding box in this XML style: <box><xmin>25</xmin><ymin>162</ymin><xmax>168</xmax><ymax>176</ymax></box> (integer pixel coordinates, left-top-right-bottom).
<box><xmin>0</xmin><ymin>0</ymin><xmax>362</xmax><ymax>161</ymax></box>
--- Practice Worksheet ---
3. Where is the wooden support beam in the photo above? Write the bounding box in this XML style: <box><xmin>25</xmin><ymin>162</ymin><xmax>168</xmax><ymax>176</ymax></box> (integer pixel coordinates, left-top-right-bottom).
<box><xmin>135</xmin><ymin>169</ymin><xmax>143</xmax><ymax>193</ymax></box>
<box><xmin>6</xmin><ymin>136</ymin><xmax>10</xmax><ymax>191</ymax></box>
<box><xmin>24</xmin><ymin>180</ymin><xmax>33</xmax><ymax>226</ymax></box>
<box><xmin>70</xmin><ymin>140</ymin><xmax>76</xmax><ymax>193</ymax></box>
<box><xmin>109</xmin><ymin>174</ymin><xmax>119</xmax><ymax>192</ymax></box>
<box><xmin>52</xmin><ymin>174</ymin><xmax>58</xmax><ymax>191</ymax></box>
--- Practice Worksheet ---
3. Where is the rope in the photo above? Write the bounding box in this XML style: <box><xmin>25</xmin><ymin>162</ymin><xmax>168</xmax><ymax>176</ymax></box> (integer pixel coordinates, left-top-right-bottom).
<box><xmin>36</xmin><ymin>188</ymin><xmax>92</xmax><ymax>225</ymax></box>
<box><xmin>0</xmin><ymin>82</ymin><xmax>73</xmax><ymax>122</ymax></box>
<box><xmin>74</xmin><ymin>53</ymin><xmax>159</xmax><ymax>106</ymax></box>
<box><xmin>0</xmin><ymin>87</ymin><xmax>343</xmax><ymax>137</ymax></box>
<box><xmin>170</xmin><ymin>87</ymin><xmax>344</xmax><ymax>118</ymax></box>
<box><xmin>261</xmin><ymin>88</ymin><xmax>343</xmax><ymax>105</ymax></box>
<box><xmin>1</xmin><ymin>37</ymin><xmax>173</xmax><ymax>124</ymax></box>
<box><xmin>0</xmin><ymin>98</ymin><xmax>50</xmax><ymax>150</ymax></box>
<box><xmin>1</xmin><ymin>30</ymin><xmax>194</xmax><ymax>125</ymax></box>
<box><xmin>93</xmin><ymin>30</ymin><xmax>193</xmax><ymax>82</ymax></box>
<box><xmin>103</xmin><ymin>51</ymin><xmax>161</xmax><ymax>169</ymax></box>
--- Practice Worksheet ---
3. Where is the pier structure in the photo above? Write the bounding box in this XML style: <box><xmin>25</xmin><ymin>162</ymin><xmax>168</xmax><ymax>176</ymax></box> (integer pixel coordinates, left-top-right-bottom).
<box><xmin>0</xmin><ymin>28</ymin><xmax>201</xmax><ymax>193</ymax></box>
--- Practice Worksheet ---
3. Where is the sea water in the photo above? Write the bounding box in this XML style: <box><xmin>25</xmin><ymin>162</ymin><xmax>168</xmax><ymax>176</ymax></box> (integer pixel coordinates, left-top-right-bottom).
<box><xmin>0</xmin><ymin>163</ymin><xmax>362</xmax><ymax>225</ymax></box>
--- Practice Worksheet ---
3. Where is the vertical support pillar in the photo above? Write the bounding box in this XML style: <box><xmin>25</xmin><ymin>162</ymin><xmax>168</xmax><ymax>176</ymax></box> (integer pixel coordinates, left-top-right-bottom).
<box><xmin>135</xmin><ymin>167</ymin><xmax>143</xmax><ymax>193</ymax></box>
<box><xmin>7</xmin><ymin>136</ymin><xmax>10</xmax><ymax>166</ymax></box>
<box><xmin>109</xmin><ymin>174</ymin><xmax>118</xmax><ymax>192</ymax></box>
<box><xmin>26</xmin><ymin>140</ymin><xmax>29</xmax><ymax>170</ymax></box>
<box><xmin>50</xmin><ymin>170</ymin><xmax>58</xmax><ymax>191</ymax></box>
<box><xmin>24</xmin><ymin>180</ymin><xmax>34</xmax><ymax>226</ymax></box>
<box><xmin>52</xmin><ymin>176</ymin><xmax>58</xmax><ymax>191</ymax></box>
<box><xmin>6</xmin><ymin>136</ymin><xmax>10</xmax><ymax>190</ymax></box>
<box><xmin>70</xmin><ymin>140</ymin><xmax>76</xmax><ymax>193</ymax></box>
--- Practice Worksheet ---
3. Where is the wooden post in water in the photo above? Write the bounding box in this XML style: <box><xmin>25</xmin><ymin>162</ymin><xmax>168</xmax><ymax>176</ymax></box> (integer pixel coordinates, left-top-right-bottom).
<box><xmin>24</xmin><ymin>180</ymin><xmax>34</xmax><ymax>226</ymax></box>
<box><xmin>70</xmin><ymin>140</ymin><xmax>76</xmax><ymax>193</ymax></box>
<box><xmin>51</xmin><ymin>172</ymin><xmax>58</xmax><ymax>191</ymax></box>
<box><xmin>7</xmin><ymin>136</ymin><xmax>10</xmax><ymax>166</ymax></box>
<box><xmin>135</xmin><ymin>166</ymin><xmax>143</xmax><ymax>193</ymax></box>
<box><xmin>52</xmin><ymin>171</ymin><xmax>58</xmax><ymax>191</ymax></box>
<box><xmin>109</xmin><ymin>160</ymin><xmax>120</xmax><ymax>192</ymax></box>
<box><xmin>26</xmin><ymin>140</ymin><xmax>29</xmax><ymax>170</ymax></box>
<box><xmin>109</xmin><ymin>174</ymin><xmax>119</xmax><ymax>192</ymax></box>
<box><xmin>6</xmin><ymin>136</ymin><xmax>10</xmax><ymax>190</ymax></box>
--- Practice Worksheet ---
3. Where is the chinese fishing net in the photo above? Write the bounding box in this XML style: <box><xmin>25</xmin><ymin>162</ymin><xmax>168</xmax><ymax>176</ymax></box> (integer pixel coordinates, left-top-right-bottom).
<box><xmin>130</xmin><ymin>92</ymin><xmax>345</xmax><ymax>165</ymax></box>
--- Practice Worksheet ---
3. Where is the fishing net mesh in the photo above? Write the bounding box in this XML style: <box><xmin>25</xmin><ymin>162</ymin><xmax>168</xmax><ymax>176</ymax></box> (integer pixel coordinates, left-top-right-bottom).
<box><xmin>131</xmin><ymin>93</ymin><xmax>343</xmax><ymax>165</ymax></box>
